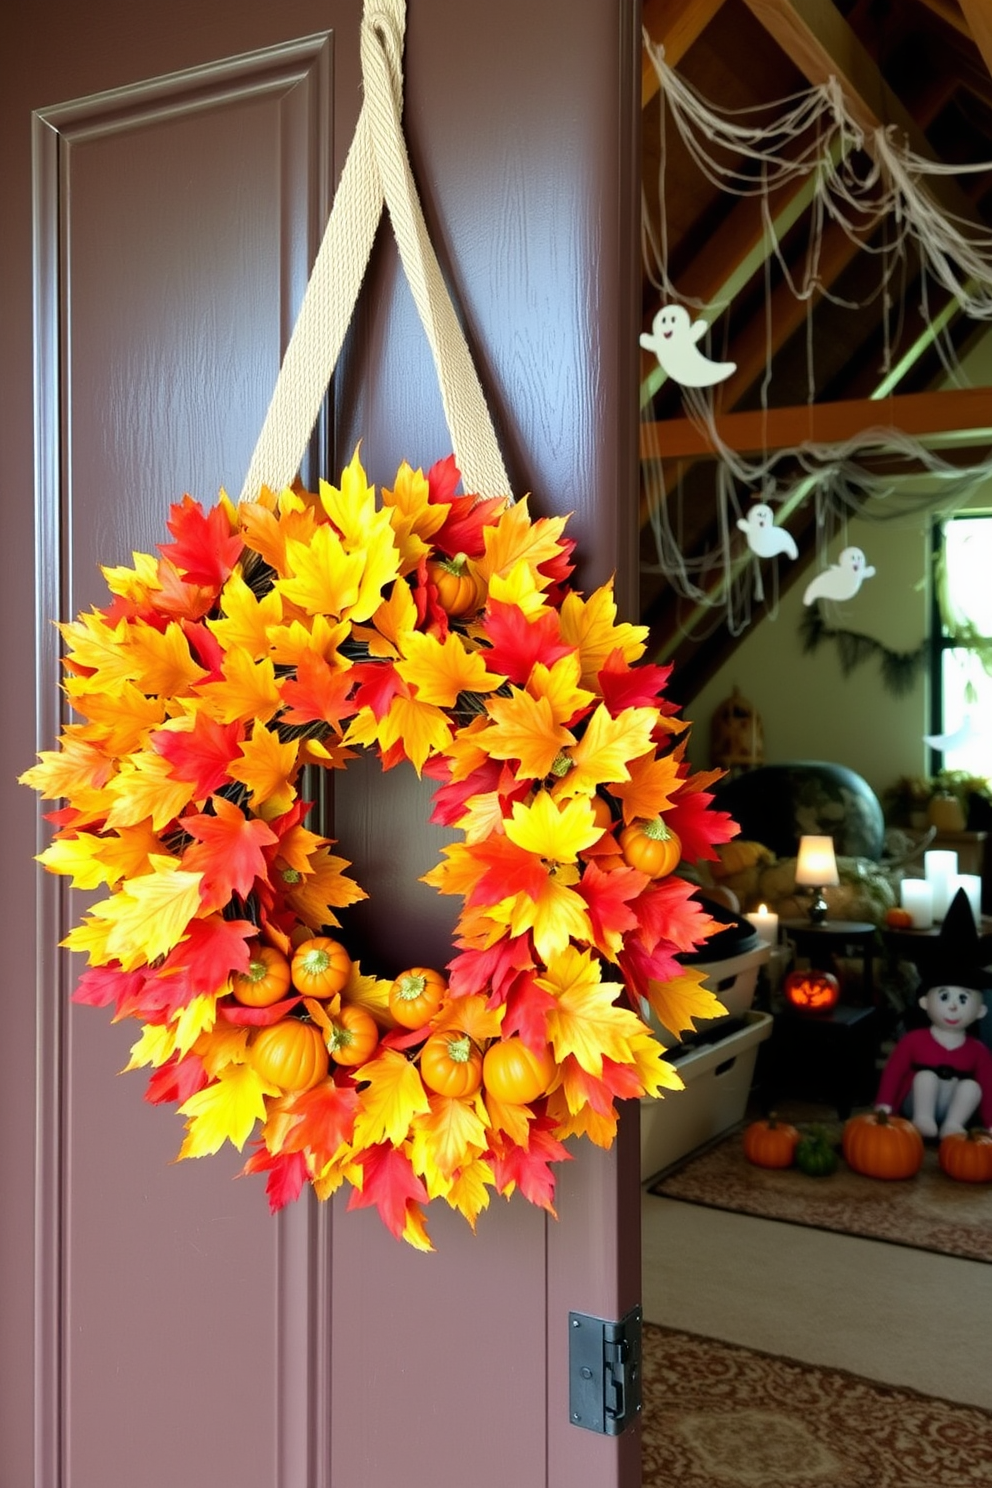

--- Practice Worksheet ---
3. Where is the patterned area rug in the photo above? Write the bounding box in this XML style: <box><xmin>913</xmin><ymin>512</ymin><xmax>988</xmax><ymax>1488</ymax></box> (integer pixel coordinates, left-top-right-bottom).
<box><xmin>650</xmin><ymin>1125</ymin><xmax>992</xmax><ymax>1263</ymax></box>
<box><xmin>642</xmin><ymin>1325</ymin><xmax>992</xmax><ymax>1488</ymax></box>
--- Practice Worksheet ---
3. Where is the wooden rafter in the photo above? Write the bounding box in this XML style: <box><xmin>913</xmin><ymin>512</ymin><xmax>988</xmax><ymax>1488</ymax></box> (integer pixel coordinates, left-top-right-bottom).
<box><xmin>640</xmin><ymin>0</ymin><xmax>726</xmax><ymax>106</ymax></box>
<box><xmin>959</xmin><ymin>0</ymin><xmax>992</xmax><ymax>83</ymax></box>
<box><xmin>641</xmin><ymin>386</ymin><xmax>992</xmax><ymax>459</ymax></box>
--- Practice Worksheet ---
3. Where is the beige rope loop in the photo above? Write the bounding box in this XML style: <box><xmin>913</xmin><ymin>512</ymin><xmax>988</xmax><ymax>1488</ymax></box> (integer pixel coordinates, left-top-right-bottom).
<box><xmin>239</xmin><ymin>0</ymin><xmax>510</xmax><ymax>505</ymax></box>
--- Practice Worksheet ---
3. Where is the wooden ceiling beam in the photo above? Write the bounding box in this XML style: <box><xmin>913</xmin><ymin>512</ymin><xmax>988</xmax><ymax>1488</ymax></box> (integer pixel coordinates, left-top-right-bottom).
<box><xmin>640</xmin><ymin>385</ymin><xmax>992</xmax><ymax>459</ymax></box>
<box><xmin>741</xmin><ymin>0</ymin><xmax>983</xmax><ymax>227</ymax></box>
<box><xmin>641</xmin><ymin>0</ymin><xmax>726</xmax><ymax>107</ymax></box>
<box><xmin>959</xmin><ymin>0</ymin><xmax>992</xmax><ymax>83</ymax></box>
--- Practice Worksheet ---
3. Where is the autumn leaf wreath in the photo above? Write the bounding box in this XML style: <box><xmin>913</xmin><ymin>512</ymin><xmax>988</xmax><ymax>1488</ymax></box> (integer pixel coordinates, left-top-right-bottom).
<box><xmin>22</xmin><ymin>450</ymin><xmax>737</xmax><ymax>1248</ymax></box>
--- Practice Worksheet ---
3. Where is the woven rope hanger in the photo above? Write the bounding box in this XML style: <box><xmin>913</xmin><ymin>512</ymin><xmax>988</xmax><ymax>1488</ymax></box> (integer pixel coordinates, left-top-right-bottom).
<box><xmin>240</xmin><ymin>0</ymin><xmax>511</xmax><ymax>505</ymax></box>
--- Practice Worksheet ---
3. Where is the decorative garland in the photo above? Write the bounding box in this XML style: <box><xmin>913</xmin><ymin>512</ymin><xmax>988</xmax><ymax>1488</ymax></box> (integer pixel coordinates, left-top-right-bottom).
<box><xmin>22</xmin><ymin>451</ymin><xmax>737</xmax><ymax>1248</ymax></box>
<box><xmin>799</xmin><ymin>603</ymin><xmax>927</xmax><ymax>697</ymax></box>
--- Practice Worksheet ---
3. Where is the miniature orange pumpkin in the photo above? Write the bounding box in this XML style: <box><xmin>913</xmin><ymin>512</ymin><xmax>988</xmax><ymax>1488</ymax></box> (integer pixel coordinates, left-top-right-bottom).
<box><xmin>938</xmin><ymin>1128</ymin><xmax>992</xmax><ymax>1184</ymax></box>
<box><xmin>742</xmin><ymin>1115</ymin><xmax>800</xmax><ymax>1169</ymax></box>
<box><xmin>842</xmin><ymin>1108</ymin><xmax>923</xmax><ymax>1180</ymax></box>
<box><xmin>885</xmin><ymin>906</ymin><xmax>914</xmax><ymax>929</ymax></box>
<box><xmin>783</xmin><ymin>968</ymin><xmax>841</xmax><ymax>1013</ymax></box>
<box><xmin>250</xmin><ymin>1019</ymin><xmax>329</xmax><ymax>1092</ymax></box>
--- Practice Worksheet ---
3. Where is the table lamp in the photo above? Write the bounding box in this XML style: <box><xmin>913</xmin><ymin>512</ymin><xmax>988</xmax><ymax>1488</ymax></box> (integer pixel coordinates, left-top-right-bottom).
<box><xmin>794</xmin><ymin>834</ymin><xmax>839</xmax><ymax>924</ymax></box>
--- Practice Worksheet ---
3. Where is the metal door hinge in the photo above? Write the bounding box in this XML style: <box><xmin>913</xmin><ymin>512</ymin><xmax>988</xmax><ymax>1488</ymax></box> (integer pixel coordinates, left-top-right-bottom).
<box><xmin>568</xmin><ymin>1305</ymin><xmax>642</xmax><ymax>1435</ymax></box>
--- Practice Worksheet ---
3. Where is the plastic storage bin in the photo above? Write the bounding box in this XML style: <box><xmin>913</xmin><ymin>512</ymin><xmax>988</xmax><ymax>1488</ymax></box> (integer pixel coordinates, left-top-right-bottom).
<box><xmin>640</xmin><ymin>1009</ymin><xmax>773</xmax><ymax>1181</ymax></box>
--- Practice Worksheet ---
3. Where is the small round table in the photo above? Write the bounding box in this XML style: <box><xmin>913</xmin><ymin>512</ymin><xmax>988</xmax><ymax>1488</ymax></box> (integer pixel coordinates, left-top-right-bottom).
<box><xmin>780</xmin><ymin>919</ymin><xmax>878</xmax><ymax>1002</ymax></box>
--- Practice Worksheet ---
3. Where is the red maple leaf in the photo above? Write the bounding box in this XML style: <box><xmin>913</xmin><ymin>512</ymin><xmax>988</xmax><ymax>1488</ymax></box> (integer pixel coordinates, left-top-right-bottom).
<box><xmin>152</xmin><ymin>559</ymin><xmax>217</xmax><ymax>621</ymax></box>
<box><xmin>151</xmin><ymin>715</ymin><xmax>244</xmax><ymax>798</ymax></box>
<box><xmin>242</xmin><ymin>1145</ymin><xmax>310</xmax><ymax>1213</ymax></box>
<box><xmin>464</xmin><ymin>834</ymin><xmax>548</xmax><ymax>909</ymax></box>
<box><xmin>489</xmin><ymin>1120</ymin><xmax>572</xmax><ymax>1213</ymax></box>
<box><xmin>600</xmin><ymin>1056</ymin><xmax>645</xmax><ymax>1101</ymax></box>
<box><xmin>350</xmin><ymin>662</ymin><xmax>404</xmax><ymax>722</ymax></box>
<box><xmin>73</xmin><ymin>963</ymin><xmax>149</xmax><ymax>1016</ymax></box>
<box><xmin>502</xmin><ymin>972</ymin><xmax>557</xmax><ymax>1049</ymax></box>
<box><xmin>279</xmin><ymin>652</ymin><xmax>357</xmax><ymax>732</ymax></box>
<box><xmin>144</xmin><ymin>1051</ymin><xmax>209</xmax><ymax>1106</ymax></box>
<box><xmin>666</xmin><ymin>780</ymin><xmax>740</xmax><ymax>863</ymax></box>
<box><xmin>426</xmin><ymin>453</ymin><xmax>461</xmax><ymax>507</ymax></box>
<box><xmin>347</xmin><ymin>1143</ymin><xmax>429</xmax><ymax>1240</ymax></box>
<box><xmin>448</xmin><ymin>934</ymin><xmax>536</xmax><ymax>1001</ymax></box>
<box><xmin>617</xmin><ymin>937</ymin><xmax>683</xmax><ymax>1006</ymax></box>
<box><xmin>536</xmin><ymin>535</ymin><xmax>576</xmax><ymax>596</ymax></box>
<box><xmin>480</xmin><ymin>601</ymin><xmax>573</xmax><ymax>683</ymax></box>
<box><xmin>430</xmin><ymin>466</ymin><xmax>506</xmax><ymax>558</ymax></box>
<box><xmin>217</xmin><ymin>993</ymin><xmax>302</xmax><ymax>1026</ymax></box>
<box><xmin>283</xmin><ymin>1081</ymin><xmax>358</xmax><ymax>1165</ymax></box>
<box><xmin>630</xmin><ymin>876</ymin><xmax>715</xmax><ymax>956</ymax></box>
<box><xmin>560</xmin><ymin>1054</ymin><xmax>617</xmax><ymax>1117</ymax></box>
<box><xmin>182</xmin><ymin>618</ymin><xmax>225</xmax><ymax>682</ymax></box>
<box><xmin>429</xmin><ymin>758</ymin><xmax>503</xmax><ymax>827</ymax></box>
<box><xmin>183</xmin><ymin>796</ymin><xmax>279</xmax><ymax>909</ymax></box>
<box><xmin>597</xmin><ymin>648</ymin><xmax>676</xmax><ymax>715</ymax></box>
<box><xmin>158</xmin><ymin>494</ymin><xmax>243</xmax><ymax>588</ymax></box>
<box><xmin>157</xmin><ymin>913</ymin><xmax>257</xmax><ymax>1008</ymax></box>
<box><xmin>577</xmin><ymin>860</ymin><xmax>649</xmax><ymax>955</ymax></box>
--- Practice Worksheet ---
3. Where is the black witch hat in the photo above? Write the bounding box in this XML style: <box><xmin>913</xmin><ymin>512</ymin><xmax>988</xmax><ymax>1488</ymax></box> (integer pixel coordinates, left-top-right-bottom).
<box><xmin>924</xmin><ymin>887</ymin><xmax>992</xmax><ymax>992</ymax></box>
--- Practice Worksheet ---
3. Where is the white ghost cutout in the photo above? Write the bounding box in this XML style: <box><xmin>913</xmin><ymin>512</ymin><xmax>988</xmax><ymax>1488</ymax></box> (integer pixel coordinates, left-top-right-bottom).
<box><xmin>736</xmin><ymin>503</ymin><xmax>798</xmax><ymax>561</ymax></box>
<box><xmin>803</xmin><ymin>546</ymin><xmax>876</xmax><ymax>606</ymax></box>
<box><xmin>924</xmin><ymin>716</ymin><xmax>979</xmax><ymax>753</ymax></box>
<box><xmin>639</xmin><ymin>305</ymin><xmax>736</xmax><ymax>388</ymax></box>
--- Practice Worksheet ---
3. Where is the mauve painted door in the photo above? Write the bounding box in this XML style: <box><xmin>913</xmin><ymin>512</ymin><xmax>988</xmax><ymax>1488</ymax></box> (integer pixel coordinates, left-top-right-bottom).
<box><xmin>0</xmin><ymin>3</ymin><xmax>642</xmax><ymax>1486</ymax></box>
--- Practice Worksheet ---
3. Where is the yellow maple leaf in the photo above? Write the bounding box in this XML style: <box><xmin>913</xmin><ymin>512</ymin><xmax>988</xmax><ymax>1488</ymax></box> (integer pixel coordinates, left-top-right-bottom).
<box><xmin>124</xmin><ymin>1021</ymin><xmax>177</xmax><ymax>1071</ymax></box>
<box><xmin>431</xmin><ymin>992</ymin><xmax>505</xmax><ymax>1044</ymax></box>
<box><xmin>315</xmin><ymin>453</ymin><xmax>403</xmax><ymax>621</ymax></box>
<box><xmin>559</xmin><ymin>582</ymin><xmax>648</xmax><ymax>687</ymax></box>
<box><xmin>58</xmin><ymin>610</ymin><xmax>137</xmax><ymax>691</ymax></box>
<box><xmin>95</xmin><ymin>820</ymin><xmax>168</xmax><ymax>885</ymax></box>
<box><xmin>558</xmin><ymin>704</ymin><xmax>658</xmax><ymax>796</ymax></box>
<box><xmin>238</xmin><ymin>496</ymin><xmax>319</xmax><ymax>577</ymax></box>
<box><xmin>628</xmin><ymin>1029</ymin><xmax>684</xmax><ymax>1100</ymax></box>
<box><xmin>103</xmin><ymin>750</ymin><xmax>197</xmax><ymax>830</ymax></box>
<box><xmin>284</xmin><ymin>845</ymin><xmax>367</xmax><ymax>930</ymax></box>
<box><xmin>482</xmin><ymin>689</ymin><xmax>575</xmax><ymax>780</ymax></box>
<box><xmin>101</xmin><ymin>549</ymin><xmax>160</xmax><ymax>601</ymax></box>
<box><xmin>207</xmin><ymin>570</ymin><xmax>284</xmax><ymax>658</ymax></box>
<box><xmin>266</xmin><ymin>613</ymin><xmax>352</xmax><ymax>669</ymax></box>
<box><xmin>193</xmin><ymin>1023</ymin><xmax>250</xmax><ymax>1077</ymax></box>
<box><xmin>123</xmin><ymin>618</ymin><xmax>210</xmax><ymax>697</ymax></box>
<box><xmin>198</xmin><ymin>646</ymin><xmax>282</xmax><ymax>726</ymax></box>
<box><xmin>173</xmin><ymin>992</ymin><xmax>219</xmax><ymax>1057</ymax></box>
<box><xmin>503</xmin><ymin>790</ymin><xmax>601</xmax><ymax>863</ymax></box>
<box><xmin>548</xmin><ymin>1091</ymin><xmax>619</xmax><ymax>1149</ymax></box>
<box><xmin>19</xmin><ymin>729</ymin><xmax>114</xmax><ymax>801</ymax></box>
<box><xmin>381</xmin><ymin>460</ymin><xmax>450</xmax><ymax>571</ymax></box>
<box><xmin>352</xmin><ymin>1048</ymin><xmax>431</xmax><ymax>1148</ymax></box>
<box><xmin>227</xmin><ymin>722</ymin><xmax>299</xmax><ymax>816</ymax></box>
<box><xmin>64</xmin><ymin>680</ymin><xmax>166</xmax><ymax>755</ymax></box>
<box><xmin>177</xmin><ymin>1062</ymin><xmax>276</xmax><ymax>1158</ymax></box>
<box><xmin>401</xmin><ymin>1202</ymin><xmax>435</xmax><ymax>1252</ymax></box>
<box><xmin>88</xmin><ymin>854</ymin><xmax>204</xmax><ymax>970</ymax></box>
<box><xmin>273</xmin><ymin>822</ymin><xmax>328</xmax><ymax>876</ymax></box>
<box><xmin>277</xmin><ymin>524</ymin><xmax>366</xmax><ymax>618</ymax></box>
<box><xmin>490</xmin><ymin>872</ymin><xmax>592</xmax><ymax>963</ymax></box>
<box><xmin>339</xmin><ymin>960</ymin><xmax>398</xmax><ymax>1029</ymax></box>
<box><xmin>396</xmin><ymin>630</ymin><xmax>505</xmax><ymax>708</ymax></box>
<box><xmin>456</xmin><ymin>790</ymin><xmax>507</xmax><ymax>844</ymax></box>
<box><xmin>526</xmin><ymin>652</ymin><xmax>595</xmax><ymax>725</ymax></box>
<box><xmin>612</xmin><ymin>749</ymin><xmax>682</xmax><ymax>824</ymax></box>
<box><xmin>444</xmin><ymin>1157</ymin><xmax>495</xmax><ymax>1229</ymax></box>
<box><xmin>369</xmin><ymin>578</ymin><xmax>419</xmax><ymax>656</ymax></box>
<box><xmin>483</xmin><ymin>1088</ymin><xmax>534</xmax><ymax>1146</ymax></box>
<box><xmin>474</xmin><ymin>497</ymin><xmax>569</xmax><ymax>587</ymax></box>
<box><xmin>411</xmin><ymin>1093</ymin><xmax>489</xmax><ymax>1183</ymax></box>
<box><xmin>346</xmin><ymin>694</ymin><xmax>453</xmax><ymax>776</ymax></box>
<box><xmin>38</xmin><ymin>832</ymin><xmax>115</xmax><ymax>890</ymax></box>
<box><xmin>643</xmin><ymin>967</ymin><xmax>727</xmax><ymax>1042</ymax></box>
<box><xmin>486</xmin><ymin>561</ymin><xmax>548</xmax><ymax>616</ymax></box>
<box><xmin>539</xmin><ymin>946</ymin><xmax>646</xmax><ymax>1076</ymax></box>
<box><xmin>444</xmin><ymin>715</ymin><xmax>493</xmax><ymax>782</ymax></box>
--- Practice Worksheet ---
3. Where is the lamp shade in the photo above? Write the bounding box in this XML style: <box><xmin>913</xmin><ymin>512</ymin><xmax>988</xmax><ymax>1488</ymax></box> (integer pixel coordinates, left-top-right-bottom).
<box><xmin>795</xmin><ymin>835</ymin><xmax>839</xmax><ymax>887</ymax></box>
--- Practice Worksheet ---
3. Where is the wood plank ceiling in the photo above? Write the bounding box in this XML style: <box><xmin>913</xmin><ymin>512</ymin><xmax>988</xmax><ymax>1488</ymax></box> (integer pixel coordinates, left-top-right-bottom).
<box><xmin>640</xmin><ymin>0</ymin><xmax>992</xmax><ymax>702</ymax></box>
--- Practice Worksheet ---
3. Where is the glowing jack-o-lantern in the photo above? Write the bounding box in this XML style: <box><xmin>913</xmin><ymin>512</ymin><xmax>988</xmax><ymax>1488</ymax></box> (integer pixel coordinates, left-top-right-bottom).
<box><xmin>783</xmin><ymin>968</ymin><xmax>841</xmax><ymax>1013</ymax></box>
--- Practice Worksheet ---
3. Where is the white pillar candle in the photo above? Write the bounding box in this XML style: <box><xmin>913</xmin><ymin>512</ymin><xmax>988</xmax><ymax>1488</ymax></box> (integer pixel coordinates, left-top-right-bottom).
<box><xmin>950</xmin><ymin>873</ymin><xmax>982</xmax><ymax>929</ymax></box>
<box><xmin>899</xmin><ymin>877</ymin><xmax>933</xmax><ymax>929</ymax></box>
<box><xmin>925</xmin><ymin>849</ymin><xmax>958</xmax><ymax>922</ymax></box>
<box><xmin>745</xmin><ymin>903</ymin><xmax>779</xmax><ymax>945</ymax></box>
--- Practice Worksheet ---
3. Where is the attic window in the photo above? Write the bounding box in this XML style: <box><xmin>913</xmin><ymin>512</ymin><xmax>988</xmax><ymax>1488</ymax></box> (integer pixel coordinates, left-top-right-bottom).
<box><xmin>932</xmin><ymin>513</ymin><xmax>992</xmax><ymax>775</ymax></box>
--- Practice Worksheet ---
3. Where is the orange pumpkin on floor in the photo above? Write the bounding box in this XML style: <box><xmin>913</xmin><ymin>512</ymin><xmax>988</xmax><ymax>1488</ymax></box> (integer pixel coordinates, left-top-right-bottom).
<box><xmin>742</xmin><ymin>1115</ymin><xmax>800</xmax><ymax>1169</ymax></box>
<box><xmin>842</xmin><ymin>1109</ymin><xmax>923</xmax><ymax>1180</ymax></box>
<box><xmin>938</xmin><ymin>1128</ymin><xmax>992</xmax><ymax>1184</ymax></box>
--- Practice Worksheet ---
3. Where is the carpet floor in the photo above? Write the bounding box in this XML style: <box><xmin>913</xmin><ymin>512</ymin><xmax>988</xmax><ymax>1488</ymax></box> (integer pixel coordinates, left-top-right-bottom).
<box><xmin>641</xmin><ymin>1324</ymin><xmax>992</xmax><ymax>1488</ymax></box>
<box><xmin>650</xmin><ymin>1122</ymin><xmax>992</xmax><ymax>1263</ymax></box>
